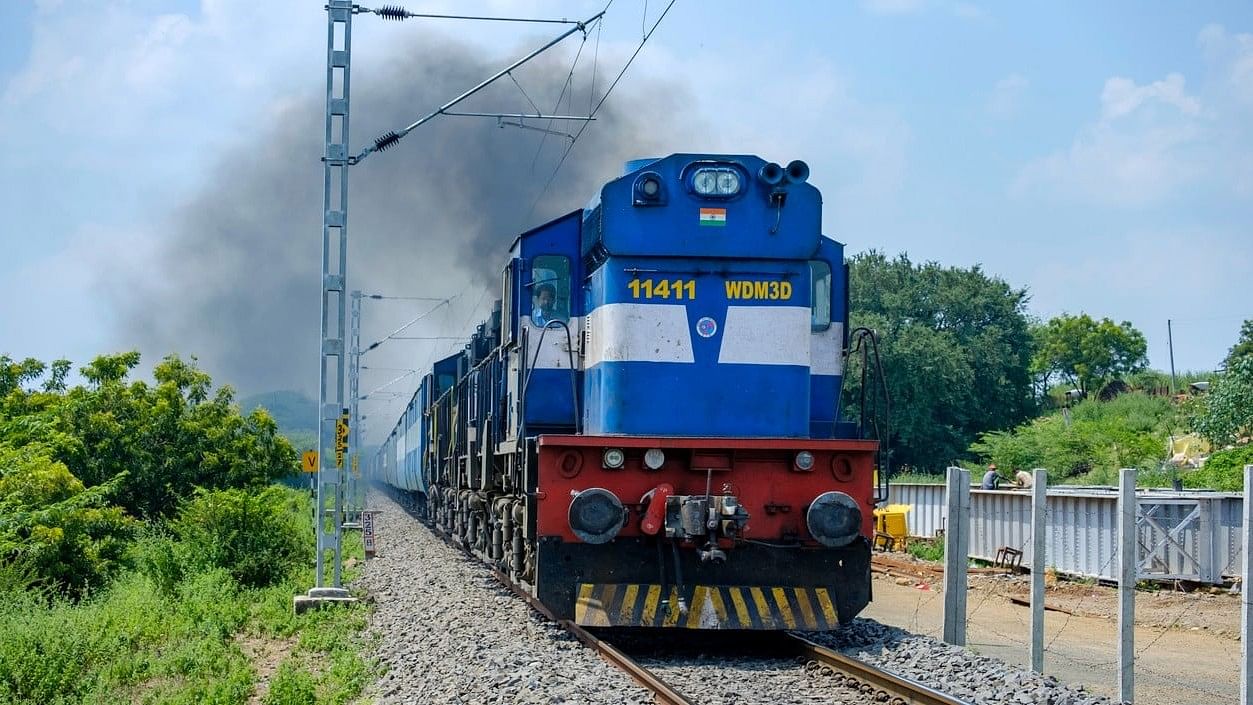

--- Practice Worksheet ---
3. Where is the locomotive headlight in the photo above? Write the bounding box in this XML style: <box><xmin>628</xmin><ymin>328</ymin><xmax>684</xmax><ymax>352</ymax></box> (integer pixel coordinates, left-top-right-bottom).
<box><xmin>633</xmin><ymin>171</ymin><xmax>665</xmax><ymax>206</ymax></box>
<box><xmin>693</xmin><ymin>169</ymin><xmax>718</xmax><ymax>195</ymax></box>
<box><xmin>603</xmin><ymin>448</ymin><xmax>626</xmax><ymax>469</ymax></box>
<box><xmin>643</xmin><ymin>448</ymin><xmax>666</xmax><ymax>470</ymax></box>
<box><xmin>691</xmin><ymin>167</ymin><xmax>742</xmax><ymax>197</ymax></box>
<box><xmin>715</xmin><ymin>170</ymin><xmax>740</xmax><ymax>195</ymax></box>
<box><xmin>795</xmin><ymin>451</ymin><xmax>815</xmax><ymax>471</ymax></box>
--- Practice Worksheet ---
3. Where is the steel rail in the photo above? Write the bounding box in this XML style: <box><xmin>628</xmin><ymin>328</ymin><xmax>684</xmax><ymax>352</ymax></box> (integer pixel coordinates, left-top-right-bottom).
<box><xmin>383</xmin><ymin>487</ymin><xmax>955</xmax><ymax>705</ymax></box>
<box><xmin>786</xmin><ymin>634</ymin><xmax>972</xmax><ymax>705</ymax></box>
<box><xmin>486</xmin><ymin>568</ymin><xmax>694</xmax><ymax>705</ymax></box>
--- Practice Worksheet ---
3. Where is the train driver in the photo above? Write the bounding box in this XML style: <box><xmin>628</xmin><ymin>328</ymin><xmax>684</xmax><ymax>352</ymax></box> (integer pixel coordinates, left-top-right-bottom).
<box><xmin>531</xmin><ymin>282</ymin><xmax>567</xmax><ymax>327</ymax></box>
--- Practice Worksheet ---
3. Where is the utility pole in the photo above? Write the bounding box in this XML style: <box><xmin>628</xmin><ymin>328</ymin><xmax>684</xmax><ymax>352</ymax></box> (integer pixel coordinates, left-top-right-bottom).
<box><xmin>942</xmin><ymin>466</ymin><xmax>970</xmax><ymax>646</ymax></box>
<box><xmin>1167</xmin><ymin>319</ymin><xmax>1177</xmax><ymax>395</ymax></box>
<box><xmin>296</xmin><ymin>2</ymin><xmax>624</xmax><ymax>612</ymax></box>
<box><xmin>1117</xmin><ymin>468</ymin><xmax>1137</xmax><ymax>704</ymax></box>
<box><xmin>305</xmin><ymin>0</ymin><xmax>355</xmax><ymax>604</ymax></box>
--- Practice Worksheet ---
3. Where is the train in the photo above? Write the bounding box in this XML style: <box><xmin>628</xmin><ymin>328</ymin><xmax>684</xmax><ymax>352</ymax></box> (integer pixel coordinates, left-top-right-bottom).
<box><xmin>375</xmin><ymin>153</ymin><xmax>886</xmax><ymax>630</ymax></box>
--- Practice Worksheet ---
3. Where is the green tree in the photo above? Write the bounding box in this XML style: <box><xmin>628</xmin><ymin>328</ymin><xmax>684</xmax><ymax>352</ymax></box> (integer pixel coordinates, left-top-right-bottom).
<box><xmin>844</xmin><ymin>252</ymin><xmax>1035</xmax><ymax>471</ymax></box>
<box><xmin>0</xmin><ymin>443</ymin><xmax>135</xmax><ymax>596</ymax></box>
<box><xmin>1</xmin><ymin>352</ymin><xmax>297</xmax><ymax>519</ymax></box>
<box><xmin>1031</xmin><ymin>313</ymin><xmax>1148</xmax><ymax>397</ymax></box>
<box><xmin>1192</xmin><ymin>355</ymin><xmax>1253</xmax><ymax>447</ymax></box>
<box><xmin>1225</xmin><ymin>319</ymin><xmax>1253</xmax><ymax>368</ymax></box>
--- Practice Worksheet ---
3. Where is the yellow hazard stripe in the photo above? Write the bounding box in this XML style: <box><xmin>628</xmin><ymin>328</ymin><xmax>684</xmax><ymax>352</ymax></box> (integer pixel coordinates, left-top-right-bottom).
<box><xmin>815</xmin><ymin>587</ymin><xmax>839</xmax><ymax>626</ymax></box>
<box><xmin>772</xmin><ymin>587</ymin><xmax>797</xmax><ymax>629</ymax></box>
<box><xmin>619</xmin><ymin>584</ymin><xmax>640</xmax><ymax>624</ymax></box>
<box><xmin>793</xmin><ymin>588</ymin><xmax>818</xmax><ymax>628</ymax></box>
<box><xmin>642</xmin><ymin>584</ymin><xmax>662</xmax><ymax>624</ymax></box>
<box><xmin>575</xmin><ymin>583</ymin><xmax>594</xmax><ymax>624</ymax></box>
<box><xmin>574</xmin><ymin>584</ymin><xmax>836</xmax><ymax>629</ymax></box>
<box><xmin>728</xmin><ymin>587</ymin><xmax>752</xmax><ymax>626</ymax></box>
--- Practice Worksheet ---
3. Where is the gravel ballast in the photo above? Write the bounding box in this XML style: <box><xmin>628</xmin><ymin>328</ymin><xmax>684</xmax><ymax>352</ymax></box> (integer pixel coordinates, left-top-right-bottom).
<box><xmin>357</xmin><ymin>488</ymin><xmax>1115</xmax><ymax>705</ymax></box>
<box><xmin>357</xmin><ymin>490</ymin><xmax>652</xmax><ymax>704</ymax></box>
<box><xmin>811</xmin><ymin>620</ymin><xmax>1114</xmax><ymax>705</ymax></box>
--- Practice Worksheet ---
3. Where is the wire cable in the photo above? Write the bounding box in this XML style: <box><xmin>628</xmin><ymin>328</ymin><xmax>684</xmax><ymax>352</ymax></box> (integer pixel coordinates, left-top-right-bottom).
<box><xmin>522</xmin><ymin>0</ymin><xmax>675</xmax><ymax>228</ymax></box>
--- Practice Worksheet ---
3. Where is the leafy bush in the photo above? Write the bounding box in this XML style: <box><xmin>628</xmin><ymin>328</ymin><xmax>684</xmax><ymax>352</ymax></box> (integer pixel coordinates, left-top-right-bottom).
<box><xmin>172</xmin><ymin>487</ymin><xmax>310</xmax><ymax>588</ymax></box>
<box><xmin>1192</xmin><ymin>356</ymin><xmax>1253</xmax><ymax>447</ymax></box>
<box><xmin>1</xmin><ymin>353</ymin><xmax>298</xmax><ymax>520</ymax></box>
<box><xmin>1185</xmin><ymin>445</ymin><xmax>1253</xmax><ymax>491</ymax></box>
<box><xmin>0</xmin><ymin>444</ymin><xmax>135</xmax><ymax>596</ymax></box>
<box><xmin>969</xmin><ymin>392</ymin><xmax>1180</xmax><ymax>479</ymax></box>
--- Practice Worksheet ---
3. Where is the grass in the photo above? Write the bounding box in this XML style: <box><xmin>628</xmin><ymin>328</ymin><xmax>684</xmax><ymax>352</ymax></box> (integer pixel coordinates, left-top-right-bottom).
<box><xmin>889</xmin><ymin>471</ymin><xmax>947</xmax><ymax>485</ymax></box>
<box><xmin>906</xmin><ymin>538</ymin><xmax>944</xmax><ymax>562</ymax></box>
<box><xmin>0</xmin><ymin>492</ymin><xmax>372</xmax><ymax>705</ymax></box>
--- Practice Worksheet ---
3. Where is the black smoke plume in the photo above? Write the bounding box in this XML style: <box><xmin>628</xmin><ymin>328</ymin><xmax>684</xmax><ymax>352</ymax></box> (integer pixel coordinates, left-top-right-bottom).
<box><xmin>109</xmin><ymin>32</ymin><xmax>693</xmax><ymax>398</ymax></box>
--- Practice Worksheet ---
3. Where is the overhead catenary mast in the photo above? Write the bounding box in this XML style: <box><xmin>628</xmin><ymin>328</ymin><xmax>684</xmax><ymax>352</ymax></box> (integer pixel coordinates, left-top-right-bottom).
<box><xmin>301</xmin><ymin>0</ymin><xmax>602</xmax><ymax>609</ymax></box>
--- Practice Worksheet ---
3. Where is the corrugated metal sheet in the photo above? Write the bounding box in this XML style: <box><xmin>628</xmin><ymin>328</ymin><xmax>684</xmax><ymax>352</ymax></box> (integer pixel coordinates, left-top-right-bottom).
<box><xmin>889</xmin><ymin>483</ymin><xmax>1244</xmax><ymax>585</ymax></box>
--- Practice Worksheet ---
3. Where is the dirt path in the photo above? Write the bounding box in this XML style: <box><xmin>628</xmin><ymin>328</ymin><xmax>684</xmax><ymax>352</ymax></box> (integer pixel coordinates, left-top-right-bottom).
<box><xmin>863</xmin><ymin>571</ymin><xmax>1242</xmax><ymax>704</ymax></box>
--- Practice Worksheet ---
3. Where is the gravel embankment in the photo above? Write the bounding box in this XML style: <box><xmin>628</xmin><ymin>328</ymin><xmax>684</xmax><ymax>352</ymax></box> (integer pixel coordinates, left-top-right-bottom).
<box><xmin>812</xmin><ymin>620</ymin><xmax>1114</xmax><ymax>705</ymax></box>
<box><xmin>357</xmin><ymin>490</ymin><xmax>653</xmax><ymax>705</ymax></box>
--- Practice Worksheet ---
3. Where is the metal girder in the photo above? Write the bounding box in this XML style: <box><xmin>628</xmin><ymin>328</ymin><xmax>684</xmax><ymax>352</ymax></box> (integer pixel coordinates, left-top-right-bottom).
<box><xmin>313</xmin><ymin>0</ymin><xmax>353</xmax><ymax>592</ymax></box>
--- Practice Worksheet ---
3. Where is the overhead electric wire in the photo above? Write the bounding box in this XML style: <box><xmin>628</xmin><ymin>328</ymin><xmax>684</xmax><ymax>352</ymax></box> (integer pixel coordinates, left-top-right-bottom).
<box><xmin>523</xmin><ymin>0</ymin><xmax>677</xmax><ymax>227</ymax></box>
<box><xmin>360</xmin><ymin>370</ymin><xmax>418</xmax><ymax>400</ymax></box>
<box><xmin>530</xmin><ymin>32</ymin><xmax>591</xmax><ymax>171</ymax></box>
<box><xmin>363</xmin><ymin>297</ymin><xmax>456</xmax><ymax>352</ymax></box>
<box><xmin>355</xmin><ymin>9</ymin><xmax>605</xmax><ymax>164</ymax></box>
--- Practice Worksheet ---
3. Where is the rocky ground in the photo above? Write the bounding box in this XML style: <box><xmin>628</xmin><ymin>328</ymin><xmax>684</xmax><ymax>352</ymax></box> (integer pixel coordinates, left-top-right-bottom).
<box><xmin>356</xmin><ymin>489</ymin><xmax>652</xmax><ymax>704</ymax></box>
<box><xmin>356</xmin><ymin>490</ymin><xmax>1120</xmax><ymax>704</ymax></box>
<box><xmin>811</xmin><ymin>620</ymin><xmax>1112</xmax><ymax>705</ymax></box>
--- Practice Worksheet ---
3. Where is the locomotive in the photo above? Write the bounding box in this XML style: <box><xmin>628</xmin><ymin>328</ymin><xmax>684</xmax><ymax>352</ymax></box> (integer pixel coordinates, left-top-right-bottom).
<box><xmin>376</xmin><ymin>153</ymin><xmax>883</xmax><ymax>630</ymax></box>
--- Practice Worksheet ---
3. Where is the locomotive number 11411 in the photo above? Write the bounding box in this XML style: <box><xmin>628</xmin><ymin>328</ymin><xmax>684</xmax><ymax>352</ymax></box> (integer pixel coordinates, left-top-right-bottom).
<box><xmin>627</xmin><ymin>278</ymin><xmax>697</xmax><ymax>300</ymax></box>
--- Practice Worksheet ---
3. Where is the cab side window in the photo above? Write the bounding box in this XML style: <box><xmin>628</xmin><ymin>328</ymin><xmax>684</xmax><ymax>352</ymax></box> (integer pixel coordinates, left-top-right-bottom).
<box><xmin>809</xmin><ymin>261</ymin><xmax>832</xmax><ymax>331</ymax></box>
<box><xmin>531</xmin><ymin>255</ymin><xmax>571</xmax><ymax>327</ymax></box>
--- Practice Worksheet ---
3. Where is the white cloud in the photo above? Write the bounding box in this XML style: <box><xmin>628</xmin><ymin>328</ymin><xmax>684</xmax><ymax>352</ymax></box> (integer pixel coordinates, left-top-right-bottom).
<box><xmin>988</xmin><ymin>73</ymin><xmax>1028</xmax><ymax>118</ymax></box>
<box><xmin>1013</xmin><ymin>72</ymin><xmax>1207</xmax><ymax>206</ymax></box>
<box><xmin>1099</xmin><ymin>73</ymin><xmax>1200</xmax><ymax>121</ymax></box>
<box><xmin>1199</xmin><ymin>23</ymin><xmax>1253</xmax><ymax>104</ymax></box>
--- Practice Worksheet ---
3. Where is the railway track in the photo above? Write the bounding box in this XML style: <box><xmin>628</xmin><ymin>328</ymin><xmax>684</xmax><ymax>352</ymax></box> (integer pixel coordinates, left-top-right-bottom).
<box><xmin>783</xmin><ymin>633</ymin><xmax>970</xmax><ymax>705</ymax></box>
<box><xmin>389</xmin><ymin>487</ymin><xmax>971</xmax><ymax>705</ymax></box>
<box><xmin>497</xmin><ymin>564</ymin><xmax>970</xmax><ymax>705</ymax></box>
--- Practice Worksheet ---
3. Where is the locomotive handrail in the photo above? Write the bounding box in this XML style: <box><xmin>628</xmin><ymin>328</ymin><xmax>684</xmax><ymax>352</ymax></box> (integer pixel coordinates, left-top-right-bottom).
<box><xmin>847</xmin><ymin>326</ymin><xmax>892</xmax><ymax>505</ymax></box>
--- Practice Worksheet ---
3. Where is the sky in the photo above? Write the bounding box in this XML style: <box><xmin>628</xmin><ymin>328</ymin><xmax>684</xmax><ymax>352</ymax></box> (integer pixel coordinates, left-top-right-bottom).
<box><xmin>1</xmin><ymin>0</ymin><xmax>1251</xmax><ymax>438</ymax></box>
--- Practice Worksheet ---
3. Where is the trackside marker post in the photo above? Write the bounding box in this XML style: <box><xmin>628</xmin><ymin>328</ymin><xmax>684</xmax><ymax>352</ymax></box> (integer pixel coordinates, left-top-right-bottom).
<box><xmin>363</xmin><ymin>510</ymin><xmax>377</xmax><ymax>558</ymax></box>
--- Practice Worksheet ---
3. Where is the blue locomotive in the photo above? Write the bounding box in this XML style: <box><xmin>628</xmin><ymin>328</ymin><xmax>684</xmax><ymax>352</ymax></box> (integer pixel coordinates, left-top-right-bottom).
<box><xmin>377</xmin><ymin>153</ymin><xmax>880</xmax><ymax>629</ymax></box>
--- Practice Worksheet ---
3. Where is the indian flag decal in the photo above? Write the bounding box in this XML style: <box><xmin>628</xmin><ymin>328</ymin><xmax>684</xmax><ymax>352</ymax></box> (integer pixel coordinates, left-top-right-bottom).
<box><xmin>698</xmin><ymin>207</ymin><xmax>727</xmax><ymax>227</ymax></box>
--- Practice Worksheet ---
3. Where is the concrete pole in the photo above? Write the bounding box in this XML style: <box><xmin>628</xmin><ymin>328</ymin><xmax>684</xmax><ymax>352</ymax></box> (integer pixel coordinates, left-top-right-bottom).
<box><xmin>1030</xmin><ymin>468</ymin><xmax>1047</xmax><ymax>673</ymax></box>
<box><xmin>1241</xmin><ymin>465</ymin><xmax>1252</xmax><ymax>705</ymax></box>
<box><xmin>1118</xmin><ymin>468</ymin><xmax>1137</xmax><ymax>704</ymax></box>
<box><xmin>943</xmin><ymin>466</ymin><xmax>971</xmax><ymax>646</ymax></box>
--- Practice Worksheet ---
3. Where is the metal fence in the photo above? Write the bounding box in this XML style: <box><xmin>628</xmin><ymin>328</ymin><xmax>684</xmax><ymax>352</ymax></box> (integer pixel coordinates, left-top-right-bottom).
<box><xmin>890</xmin><ymin>483</ymin><xmax>1244</xmax><ymax>585</ymax></box>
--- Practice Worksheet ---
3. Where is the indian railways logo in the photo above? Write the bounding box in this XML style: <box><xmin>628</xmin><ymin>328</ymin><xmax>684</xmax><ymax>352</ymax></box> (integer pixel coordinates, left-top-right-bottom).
<box><xmin>696</xmin><ymin>316</ymin><xmax>718</xmax><ymax>338</ymax></box>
